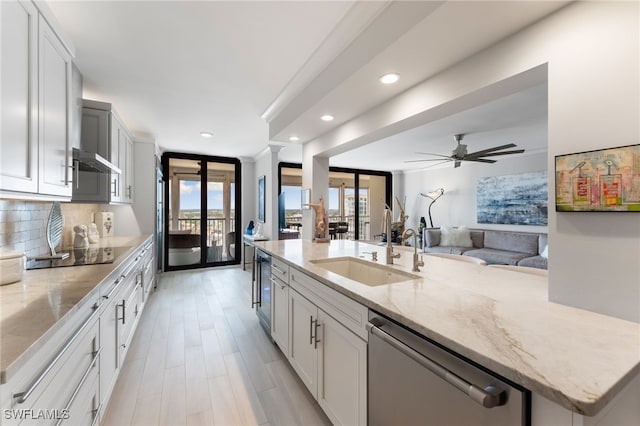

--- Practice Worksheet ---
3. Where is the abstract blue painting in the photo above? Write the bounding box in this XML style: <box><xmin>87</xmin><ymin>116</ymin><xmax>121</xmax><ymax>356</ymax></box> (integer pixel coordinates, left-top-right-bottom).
<box><xmin>477</xmin><ymin>171</ymin><xmax>548</xmax><ymax>225</ymax></box>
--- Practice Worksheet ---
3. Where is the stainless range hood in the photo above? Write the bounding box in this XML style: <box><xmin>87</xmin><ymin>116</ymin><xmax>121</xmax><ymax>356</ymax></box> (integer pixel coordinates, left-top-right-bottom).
<box><xmin>73</xmin><ymin>148</ymin><xmax>121</xmax><ymax>174</ymax></box>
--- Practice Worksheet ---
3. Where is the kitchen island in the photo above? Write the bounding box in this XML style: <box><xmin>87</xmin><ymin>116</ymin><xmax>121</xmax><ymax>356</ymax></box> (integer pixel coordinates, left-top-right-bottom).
<box><xmin>254</xmin><ymin>239</ymin><xmax>640</xmax><ymax>420</ymax></box>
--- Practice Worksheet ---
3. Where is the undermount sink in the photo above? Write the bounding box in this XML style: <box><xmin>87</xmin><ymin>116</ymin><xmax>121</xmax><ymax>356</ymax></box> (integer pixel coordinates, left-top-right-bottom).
<box><xmin>310</xmin><ymin>257</ymin><xmax>420</xmax><ymax>286</ymax></box>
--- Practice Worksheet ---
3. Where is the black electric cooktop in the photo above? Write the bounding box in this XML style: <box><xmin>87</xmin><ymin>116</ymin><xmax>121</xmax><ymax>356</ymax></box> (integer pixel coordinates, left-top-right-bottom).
<box><xmin>26</xmin><ymin>246</ymin><xmax>132</xmax><ymax>270</ymax></box>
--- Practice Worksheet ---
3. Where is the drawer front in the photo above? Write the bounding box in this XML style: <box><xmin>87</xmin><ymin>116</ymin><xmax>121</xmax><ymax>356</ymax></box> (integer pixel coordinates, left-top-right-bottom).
<box><xmin>118</xmin><ymin>275</ymin><xmax>140</xmax><ymax>356</ymax></box>
<box><xmin>8</xmin><ymin>310</ymin><xmax>100</xmax><ymax>426</ymax></box>
<box><xmin>271</xmin><ymin>257</ymin><xmax>290</xmax><ymax>283</ymax></box>
<box><xmin>60</xmin><ymin>365</ymin><xmax>99</xmax><ymax>426</ymax></box>
<box><xmin>290</xmin><ymin>268</ymin><xmax>369</xmax><ymax>341</ymax></box>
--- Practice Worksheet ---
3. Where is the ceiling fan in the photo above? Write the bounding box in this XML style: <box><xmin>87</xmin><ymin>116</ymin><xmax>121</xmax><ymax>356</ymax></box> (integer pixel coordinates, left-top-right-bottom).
<box><xmin>405</xmin><ymin>134</ymin><xmax>525</xmax><ymax>168</ymax></box>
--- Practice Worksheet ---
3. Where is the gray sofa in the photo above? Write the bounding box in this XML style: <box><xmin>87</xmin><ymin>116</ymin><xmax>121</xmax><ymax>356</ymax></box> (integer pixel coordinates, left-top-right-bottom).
<box><xmin>423</xmin><ymin>228</ymin><xmax>548</xmax><ymax>269</ymax></box>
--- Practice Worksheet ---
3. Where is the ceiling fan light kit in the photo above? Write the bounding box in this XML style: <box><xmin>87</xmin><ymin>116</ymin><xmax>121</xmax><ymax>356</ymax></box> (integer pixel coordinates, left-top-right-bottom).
<box><xmin>406</xmin><ymin>133</ymin><xmax>525</xmax><ymax>168</ymax></box>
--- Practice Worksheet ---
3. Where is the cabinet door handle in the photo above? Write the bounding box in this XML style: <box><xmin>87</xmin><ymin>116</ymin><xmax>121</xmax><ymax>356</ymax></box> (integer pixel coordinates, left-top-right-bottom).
<box><xmin>309</xmin><ymin>316</ymin><xmax>315</xmax><ymax>345</ymax></box>
<box><xmin>314</xmin><ymin>321</ymin><xmax>321</xmax><ymax>349</ymax></box>
<box><xmin>13</xmin><ymin>306</ymin><xmax>99</xmax><ymax>404</ymax></box>
<box><xmin>117</xmin><ymin>299</ymin><xmax>126</xmax><ymax>325</ymax></box>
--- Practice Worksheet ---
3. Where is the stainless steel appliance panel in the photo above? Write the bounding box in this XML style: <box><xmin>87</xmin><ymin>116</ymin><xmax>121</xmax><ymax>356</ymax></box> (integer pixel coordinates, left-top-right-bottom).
<box><xmin>368</xmin><ymin>313</ymin><xmax>529</xmax><ymax>426</ymax></box>
<box><xmin>254</xmin><ymin>249</ymin><xmax>271</xmax><ymax>333</ymax></box>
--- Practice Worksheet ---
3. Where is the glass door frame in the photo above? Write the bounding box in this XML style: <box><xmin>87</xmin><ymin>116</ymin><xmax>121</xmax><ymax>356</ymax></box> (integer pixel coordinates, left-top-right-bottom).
<box><xmin>162</xmin><ymin>152</ymin><xmax>241</xmax><ymax>271</ymax></box>
<box><xmin>277</xmin><ymin>162</ymin><xmax>391</xmax><ymax>240</ymax></box>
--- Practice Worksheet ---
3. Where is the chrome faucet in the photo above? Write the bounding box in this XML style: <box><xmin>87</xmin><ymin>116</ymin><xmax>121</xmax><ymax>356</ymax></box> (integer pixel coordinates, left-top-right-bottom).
<box><xmin>384</xmin><ymin>208</ymin><xmax>401</xmax><ymax>265</ymax></box>
<box><xmin>402</xmin><ymin>228</ymin><xmax>424</xmax><ymax>272</ymax></box>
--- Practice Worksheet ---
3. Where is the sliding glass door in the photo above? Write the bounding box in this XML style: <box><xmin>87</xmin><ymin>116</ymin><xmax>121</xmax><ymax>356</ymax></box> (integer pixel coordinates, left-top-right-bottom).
<box><xmin>278</xmin><ymin>163</ymin><xmax>391</xmax><ymax>241</ymax></box>
<box><xmin>163</xmin><ymin>153</ymin><xmax>241</xmax><ymax>271</ymax></box>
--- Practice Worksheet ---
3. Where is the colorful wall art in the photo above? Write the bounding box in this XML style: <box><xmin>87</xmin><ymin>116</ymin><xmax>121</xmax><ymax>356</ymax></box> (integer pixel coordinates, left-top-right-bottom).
<box><xmin>555</xmin><ymin>144</ymin><xmax>640</xmax><ymax>212</ymax></box>
<box><xmin>477</xmin><ymin>171</ymin><xmax>548</xmax><ymax>225</ymax></box>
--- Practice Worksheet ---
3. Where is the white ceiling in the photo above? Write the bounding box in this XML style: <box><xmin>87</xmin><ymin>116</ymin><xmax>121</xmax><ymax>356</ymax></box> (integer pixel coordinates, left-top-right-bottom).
<box><xmin>47</xmin><ymin>0</ymin><xmax>354</xmax><ymax>156</ymax></box>
<box><xmin>47</xmin><ymin>1</ymin><xmax>567</xmax><ymax>166</ymax></box>
<box><xmin>329</xmin><ymin>83</ymin><xmax>548</xmax><ymax>172</ymax></box>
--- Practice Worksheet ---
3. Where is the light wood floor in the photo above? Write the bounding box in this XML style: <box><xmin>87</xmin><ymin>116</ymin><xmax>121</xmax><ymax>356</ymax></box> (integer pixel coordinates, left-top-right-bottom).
<box><xmin>102</xmin><ymin>267</ymin><xmax>331</xmax><ymax>426</ymax></box>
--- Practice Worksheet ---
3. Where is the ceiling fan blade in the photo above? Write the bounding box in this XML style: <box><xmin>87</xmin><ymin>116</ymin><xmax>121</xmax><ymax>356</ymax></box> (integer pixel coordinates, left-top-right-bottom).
<box><xmin>466</xmin><ymin>149</ymin><xmax>525</xmax><ymax>159</ymax></box>
<box><xmin>414</xmin><ymin>152</ymin><xmax>453</xmax><ymax>159</ymax></box>
<box><xmin>463</xmin><ymin>158</ymin><xmax>497</xmax><ymax>164</ymax></box>
<box><xmin>404</xmin><ymin>158</ymin><xmax>453</xmax><ymax>163</ymax></box>
<box><xmin>465</xmin><ymin>144</ymin><xmax>518</xmax><ymax>157</ymax></box>
<box><xmin>418</xmin><ymin>159</ymin><xmax>455</xmax><ymax>169</ymax></box>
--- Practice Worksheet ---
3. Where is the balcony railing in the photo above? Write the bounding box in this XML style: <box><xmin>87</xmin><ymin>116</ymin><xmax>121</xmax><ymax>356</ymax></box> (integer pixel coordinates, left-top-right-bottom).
<box><xmin>172</xmin><ymin>217</ymin><xmax>236</xmax><ymax>246</ymax></box>
<box><xmin>284</xmin><ymin>214</ymin><xmax>371</xmax><ymax>240</ymax></box>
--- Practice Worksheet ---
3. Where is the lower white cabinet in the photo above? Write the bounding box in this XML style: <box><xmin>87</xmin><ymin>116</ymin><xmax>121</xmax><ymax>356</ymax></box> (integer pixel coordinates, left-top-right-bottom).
<box><xmin>98</xmin><ymin>241</ymin><xmax>149</xmax><ymax>420</ymax></box>
<box><xmin>2</xmin><ymin>295</ymin><xmax>100</xmax><ymax>426</ymax></box>
<box><xmin>287</xmin><ymin>284</ymin><xmax>367</xmax><ymax>426</ymax></box>
<box><xmin>288</xmin><ymin>289</ymin><xmax>318</xmax><ymax>394</ymax></box>
<box><xmin>99</xmin><ymin>279</ymin><xmax>121</xmax><ymax>420</ymax></box>
<box><xmin>271</xmin><ymin>275</ymin><xmax>290</xmax><ymax>355</ymax></box>
<box><xmin>316</xmin><ymin>309</ymin><xmax>367</xmax><ymax>426</ymax></box>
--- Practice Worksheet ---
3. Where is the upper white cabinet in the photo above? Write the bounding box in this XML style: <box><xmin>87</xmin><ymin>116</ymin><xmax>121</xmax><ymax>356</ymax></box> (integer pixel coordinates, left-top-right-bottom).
<box><xmin>0</xmin><ymin>0</ymin><xmax>74</xmax><ymax>198</ymax></box>
<box><xmin>0</xmin><ymin>0</ymin><xmax>38</xmax><ymax>193</ymax></box>
<box><xmin>74</xmin><ymin>100</ymin><xmax>134</xmax><ymax>204</ymax></box>
<box><xmin>37</xmin><ymin>14</ymin><xmax>73</xmax><ymax>197</ymax></box>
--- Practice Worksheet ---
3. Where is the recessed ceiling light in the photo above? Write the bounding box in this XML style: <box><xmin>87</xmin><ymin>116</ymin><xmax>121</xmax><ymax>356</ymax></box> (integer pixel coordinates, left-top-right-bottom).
<box><xmin>289</xmin><ymin>136</ymin><xmax>300</xmax><ymax>142</ymax></box>
<box><xmin>200</xmin><ymin>131</ymin><xmax>214</xmax><ymax>138</ymax></box>
<box><xmin>379</xmin><ymin>73</ymin><xmax>400</xmax><ymax>84</ymax></box>
<box><xmin>321</xmin><ymin>114</ymin><xmax>334</xmax><ymax>122</ymax></box>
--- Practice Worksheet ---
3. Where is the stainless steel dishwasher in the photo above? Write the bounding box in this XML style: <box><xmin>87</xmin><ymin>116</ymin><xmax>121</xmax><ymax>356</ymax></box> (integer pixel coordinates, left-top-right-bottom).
<box><xmin>368</xmin><ymin>312</ymin><xmax>530</xmax><ymax>426</ymax></box>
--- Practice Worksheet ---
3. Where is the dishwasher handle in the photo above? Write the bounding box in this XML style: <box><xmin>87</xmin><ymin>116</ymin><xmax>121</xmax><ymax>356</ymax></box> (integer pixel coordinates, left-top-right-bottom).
<box><xmin>367</xmin><ymin>319</ymin><xmax>507</xmax><ymax>409</ymax></box>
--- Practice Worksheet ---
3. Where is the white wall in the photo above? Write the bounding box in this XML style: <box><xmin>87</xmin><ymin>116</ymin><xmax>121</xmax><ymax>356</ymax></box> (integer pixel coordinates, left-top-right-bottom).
<box><xmin>253</xmin><ymin>147</ymin><xmax>281</xmax><ymax>239</ymax></box>
<box><xmin>302</xmin><ymin>1</ymin><xmax>640</xmax><ymax>322</ymax></box>
<box><xmin>401</xmin><ymin>152</ymin><xmax>548</xmax><ymax>232</ymax></box>
<box><xmin>241</xmin><ymin>156</ymin><xmax>255</xmax><ymax>237</ymax></box>
<box><xmin>132</xmin><ymin>141</ymin><xmax>157</xmax><ymax>234</ymax></box>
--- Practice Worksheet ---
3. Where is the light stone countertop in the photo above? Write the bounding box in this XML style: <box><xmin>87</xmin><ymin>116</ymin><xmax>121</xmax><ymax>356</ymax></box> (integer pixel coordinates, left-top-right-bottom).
<box><xmin>254</xmin><ymin>239</ymin><xmax>640</xmax><ymax>416</ymax></box>
<box><xmin>0</xmin><ymin>235</ymin><xmax>152</xmax><ymax>384</ymax></box>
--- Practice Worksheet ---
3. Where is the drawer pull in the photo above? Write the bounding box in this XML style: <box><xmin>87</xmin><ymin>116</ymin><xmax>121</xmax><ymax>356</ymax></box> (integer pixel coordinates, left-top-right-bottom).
<box><xmin>54</xmin><ymin>346</ymin><xmax>102</xmax><ymax>426</ymax></box>
<box><xmin>103</xmin><ymin>275</ymin><xmax>125</xmax><ymax>300</ymax></box>
<box><xmin>272</xmin><ymin>265</ymin><xmax>287</xmax><ymax>275</ymax></box>
<box><xmin>13</xmin><ymin>306</ymin><xmax>99</xmax><ymax>404</ymax></box>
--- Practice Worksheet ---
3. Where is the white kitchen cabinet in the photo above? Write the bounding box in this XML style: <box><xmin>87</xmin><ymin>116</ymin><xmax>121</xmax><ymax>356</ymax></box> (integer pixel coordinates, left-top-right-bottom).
<box><xmin>2</xmin><ymin>293</ymin><xmax>100</xmax><ymax>426</ymax></box>
<box><xmin>0</xmin><ymin>0</ymin><xmax>38</xmax><ymax>193</ymax></box>
<box><xmin>288</xmin><ymin>288</ymin><xmax>318</xmax><ymax>394</ymax></box>
<box><xmin>98</xmin><ymin>244</ymin><xmax>146</xmax><ymax>420</ymax></box>
<box><xmin>37</xmin><ymin>14</ymin><xmax>72</xmax><ymax>197</ymax></box>
<box><xmin>109</xmin><ymin>114</ymin><xmax>123</xmax><ymax>203</ymax></box>
<box><xmin>0</xmin><ymin>0</ymin><xmax>73</xmax><ymax>198</ymax></box>
<box><xmin>271</xmin><ymin>258</ymin><xmax>290</xmax><ymax>355</ymax></box>
<box><xmin>272</xmin><ymin>277</ymin><xmax>289</xmax><ymax>354</ymax></box>
<box><xmin>288</xmin><ymin>268</ymin><xmax>368</xmax><ymax>426</ymax></box>
<box><xmin>123</xmin><ymin>134</ymin><xmax>134</xmax><ymax>202</ymax></box>
<box><xmin>317</xmin><ymin>309</ymin><xmax>367</xmax><ymax>426</ymax></box>
<box><xmin>99</xmin><ymin>273</ymin><xmax>127</xmax><ymax>417</ymax></box>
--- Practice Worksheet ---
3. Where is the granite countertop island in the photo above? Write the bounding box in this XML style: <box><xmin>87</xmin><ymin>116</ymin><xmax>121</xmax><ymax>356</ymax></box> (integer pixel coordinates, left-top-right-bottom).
<box><xmin>255</xmin><ymin>239</ymin><xmax>640</xmax><ymax>417</ymax></box>
<box><xmin>0</xmin><ymin>235</ymin><xmax>152</xmax><ymax>384</ymax></box>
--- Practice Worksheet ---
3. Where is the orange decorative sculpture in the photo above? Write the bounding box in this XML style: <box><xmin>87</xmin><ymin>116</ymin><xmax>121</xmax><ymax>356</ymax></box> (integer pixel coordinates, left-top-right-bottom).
<box><xmin>305</xmin><ymin>196</ymin><xmax>330</xmax><ymax>243</ymax></box>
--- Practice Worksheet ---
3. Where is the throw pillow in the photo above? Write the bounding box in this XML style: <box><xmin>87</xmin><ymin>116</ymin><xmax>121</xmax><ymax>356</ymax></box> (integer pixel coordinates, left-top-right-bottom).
<box><xmin>440</xmin><ymin>225</ymin><xmax>473</xmax><ymax>247</ymax></box>
<box><xmin>540</xmin><ymin>245</ymin><xmax>548</xmax><ymax>258</ymax></box>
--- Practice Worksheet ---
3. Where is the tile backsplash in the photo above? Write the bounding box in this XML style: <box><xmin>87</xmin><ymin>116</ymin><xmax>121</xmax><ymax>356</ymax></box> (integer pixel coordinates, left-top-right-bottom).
<box><xmin>0</xmin><ymin>200</ymin><xmax>103</xmax><ymax>258</ymax></box>
<box><xmin>0</xmin><ymin>200</ymin><xmax>51</xmax><ymax>258</ymax></box>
